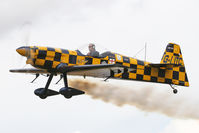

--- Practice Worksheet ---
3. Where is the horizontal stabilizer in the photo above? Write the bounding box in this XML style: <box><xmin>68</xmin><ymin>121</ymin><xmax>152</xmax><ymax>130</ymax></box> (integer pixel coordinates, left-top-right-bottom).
<box><xmin>148</xmin><ymin>63</ymin><xmax>181</xmax><ymax>68</ymax></box>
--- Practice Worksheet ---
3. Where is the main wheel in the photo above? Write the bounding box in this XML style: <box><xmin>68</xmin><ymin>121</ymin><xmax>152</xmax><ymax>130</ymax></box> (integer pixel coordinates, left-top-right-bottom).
<box><xmin>34</xmin><ymin>88</ymin><xmax>47</xmax><ymax>99</ymax></box>
<box><xmin>39</xmin><ymin>95</ymin><xmax>47</xmax><ymax>99</ymax></box>
<box><xmin>64</xmin><ymin>94</ymin><xmax>72</xmax><ymax>99</ymax></box>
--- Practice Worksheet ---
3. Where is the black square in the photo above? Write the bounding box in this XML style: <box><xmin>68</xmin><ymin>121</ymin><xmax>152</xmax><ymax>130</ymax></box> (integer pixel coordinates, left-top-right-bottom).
<box><xmin>165</xmin><ymin>78</ymin><xmax>172</xmax><ymax>84</ymax></box>
<box><xmin>61</xmin><ymin>49</ymin><xmax>69</xmax><ymax>54</ymax></box>
<box><xmin>173</xmin><ymin>71</ymin><xmax>179</xmax><ymax>80</ymax></box>
<box><xmin>179</xmin><ymin>81</ymin><xmax>185</xmax><ymax>86</ymax></box>
<box><xmin>37</xmin><ymin>50</ymin><xmax>47</xmax><ymax>59</ymax></box>
<box><xmin>144</xmin><ymin>67</ymin><xmax>151</xmax><ymax>75</ymax></box>
<box><xmin>44</xmin><ymin>60</ymin><xmax>53</xmax><ymax>69</ymax></box>
<box><xmin>151</xmin><ymin>76</ymin><xmax>157</xmax><ymax>82</ymax></box>
<box><xmin>179</xmin><ymin>67</ymin><xmax>185</xmax><ymax>72</ymax></box>
<box><xmin>136</xmin><ymin>74</ymin><xmax>143</xmax><ymax>80</ymax></box>
<box><xmin>123</xmin><ymin>56</ymin><xmax>130</xmax><ymax>63</ymax></box>
<box><xmin>122</xmin><ymin>72</ymin><xmax>129</xmax><ymax>79</ymax></box>
<box><xmin>47</xmin><ymin>47</ymin><xmax>55</xmax><ymax>51</ymax></box>
<box><xmin>130</xmin><ymin>64</ymin><xmax>137</xmax><ymax>69</ymax></box>
<box><xmin>158</xmin><ymin>69</ymin><xmax>166</xmax><ymax>77</ymax></box>
<box><xmin>137</xmin><ymin>60</ymin><xmax>144</xmax><ymax>65</ymax></box>
<box><xmin>54</xmin><ymin>52</ymin><xmax>62</xmax><ymax>62</ymax></box>
<box><xmin>166</xmin><ymin>43</ymin><xmax>174</xmax><ymax>52</ymax></box>
<box><xmin>69</xmin><ymin>55</ymin><xmax>77</xmax><ymax>64</ymax></box>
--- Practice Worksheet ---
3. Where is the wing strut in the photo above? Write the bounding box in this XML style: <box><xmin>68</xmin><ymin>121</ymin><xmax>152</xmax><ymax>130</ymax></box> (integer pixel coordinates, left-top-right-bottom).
<box><xmin>31</xmin><ymin>73</ymin><xmax>40</xmax><ymax>83</ymax></box>
<box><xmin>55</xmin><ymin>75</ymin><xmax>63</xmax><ymax>84</ymax></box>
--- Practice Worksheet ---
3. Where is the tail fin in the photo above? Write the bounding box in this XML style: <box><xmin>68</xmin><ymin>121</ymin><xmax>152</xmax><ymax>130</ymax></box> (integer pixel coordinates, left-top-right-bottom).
<box><xmin>161</xmin><ymin>43</ymin><xmax>184</xmax><ymax>66</ymax></box>
<box><xmin>161</xmin><ymin>43</ymin><xmax>189</xmax><ymax>86</ymax></box>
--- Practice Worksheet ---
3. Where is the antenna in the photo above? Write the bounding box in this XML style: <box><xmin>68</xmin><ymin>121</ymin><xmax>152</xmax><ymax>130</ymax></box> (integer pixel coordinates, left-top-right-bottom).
<box><xmin>133</xmin><ymin>42</ymin><xmax>147</xmax><ymax>61</ymax></box>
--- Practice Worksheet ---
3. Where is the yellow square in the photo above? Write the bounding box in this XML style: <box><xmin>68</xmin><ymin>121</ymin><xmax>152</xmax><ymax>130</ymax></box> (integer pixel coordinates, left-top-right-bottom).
<box><xmin>55</xmin><ymin>48</ymin><xmax>62</xmax><ymax>53</ymax></box>
<box><xmin>68</xmin><ymin>50</ymin><xmax>77</xmax><ymax>55</ymax></box>
<box><xmin>35</xmin><ymin>59</ymin><xmax>45</xmax><ymax>66</ymax></box>
<box><xmin>47</xmin><ymin>51</ymin><xmax>55</xmax><ymax>57</ymax></box>
<box><xmin>143</xmin><ymin>75</ymin><xmax>151</xmax><ymax>81</ymax></box>
<box><xmin>92</xmin><ymin>58</ymin><xmax>101</xmax><ymax>65</ymax></box>
<box><xmin>151</xmin><ymin>67</ymin><xmax>158</xmax><ymax>77</ymax></box>
<box><xmin>129</xmin><ymin>73</ymin><xmax>136</xmax><ymax>79</ymax></box>
<box><xmin>179</xmin><ymin>72</ymin><xmax>185</xmax><ymax>81</ymax></box>
<box><xmin>45</xmin><ymin>56</ymin><xmax>54</xmax><ymax>61</ymax></box>
<box><xmin>137</xmin><ymin>65</ymin><xmax>144</xmax><ymax>69</ymax></box>
<box><xmin>172</xmin><ymin>79</ymin><xmax>179</xmax><ymax>85</ymax></box>
<box><xmin>77</xmin><ymin>56</ymin><xmax>86</xmax><ymax>65</ymax></box>
<box><xmin>173</xmin><ymin>67</ymin><xmax>179</xmax><ymax>71</ymax></box>
<box><xmin>38</xmin><ymin>47</ymin><xmax>47</xmax><ymax>50</ymax></box>
<box><xmin>52</xmin><ymin>61</ymin><xmax>60</xmax><ymax>68</ymax></box>
<box><xmin>123</xmin><ymin>63</ymin><xmax>130</xmax><ymax>67</ymax></box>
<box><xmin>130</xmin><ymin>58</ymin><xmax>137</xmax><ymax>64</ymax></box>
<box><xmin>61</xmin><ymin>54</ymin><xmax>69</xmax><ymax>63</ymax></box>
<box><xmin>165</xmin><ymin>70</ymin><xmax>173</xmax><ymax>79</ymax></box>
<box><xmin>158</xmin><ymin>77</ymin><xmax>165</xmax><ymax>83</ymax></box>
<box><xmin>174</xmin><ymin>45</ymin><xmax>180</xmax><ymax>54</ymax></box>
<box><xmin>185</xmin><ymin>82</ymin><xmax>189</xmax><ymax>87</ymax></box>
<box><xmin>137</xmin><ymin>69</ymin><xmax>144</xmax><ymax>75</ymax></box>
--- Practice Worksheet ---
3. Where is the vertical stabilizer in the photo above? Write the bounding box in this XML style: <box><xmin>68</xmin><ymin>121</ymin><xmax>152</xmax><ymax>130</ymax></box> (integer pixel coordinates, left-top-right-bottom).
<box><xmin>161</xmin><ymin>43</ymin><xmax>189</xmax><ymax>86</ymax></box>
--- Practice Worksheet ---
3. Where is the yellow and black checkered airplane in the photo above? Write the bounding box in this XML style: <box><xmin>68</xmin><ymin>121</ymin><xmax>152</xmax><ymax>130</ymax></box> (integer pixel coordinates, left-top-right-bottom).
<box><xmin>10</xmin><ymin>43</ymin><xmax>189</xmax><ymax>99</ymax></box>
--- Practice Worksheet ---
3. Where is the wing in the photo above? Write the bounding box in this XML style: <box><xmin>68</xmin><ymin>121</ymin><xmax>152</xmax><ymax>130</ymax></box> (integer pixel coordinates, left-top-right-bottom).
<box><xmin>9</xmin><ymin>68</ymin><xmax>48</xmax><ymax>74</ymax></box>
<box><xmin>10</xmin><ymin>64</ymin><xmax>125</xmax><ymax>78</ymax></box>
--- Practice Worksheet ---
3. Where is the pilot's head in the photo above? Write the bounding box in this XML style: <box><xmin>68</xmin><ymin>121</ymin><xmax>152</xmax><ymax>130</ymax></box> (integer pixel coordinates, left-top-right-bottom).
<box><xmin>88</xmin><ymin>43</ymin><xmax>95</xmax><ymax>52</ymax></box>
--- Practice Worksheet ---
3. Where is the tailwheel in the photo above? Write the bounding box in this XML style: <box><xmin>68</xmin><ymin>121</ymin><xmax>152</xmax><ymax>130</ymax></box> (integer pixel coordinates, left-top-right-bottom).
<box><xmin>170</xmin><ymin>84</ymin><xmax>178</xmax><ymax>94</ymax></box>
<box><xmin>173</xmin><ymin>89</ymin><xmax>178</xmax><ymax>94</ymax></box>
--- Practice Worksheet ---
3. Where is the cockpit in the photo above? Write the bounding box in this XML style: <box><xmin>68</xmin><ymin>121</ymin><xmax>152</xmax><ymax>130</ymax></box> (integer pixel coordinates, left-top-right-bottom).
<box><xmin>76</xmin><ymin>49</ymin><xmax>114</xmax><ymax>58</ymax></box>
<box><xmin>75</xmin><ymin>44</ymin><xmax>114</xmax><ymax>58</ymax></box>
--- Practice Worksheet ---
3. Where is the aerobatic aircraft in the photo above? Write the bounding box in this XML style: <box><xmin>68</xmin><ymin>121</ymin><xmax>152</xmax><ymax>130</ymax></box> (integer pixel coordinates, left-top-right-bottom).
<box><xmin>10</xmin><ymin>43</ymin><xmax>189</xmax><ymax>99</ymax></box>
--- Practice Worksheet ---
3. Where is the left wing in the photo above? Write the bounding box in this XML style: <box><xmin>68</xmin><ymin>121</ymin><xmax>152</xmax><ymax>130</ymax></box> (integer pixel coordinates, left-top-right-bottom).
<box><xmin>10</xmin><ymin>64</ymin><xmax>125</xmax><ymax>78</ymax></box>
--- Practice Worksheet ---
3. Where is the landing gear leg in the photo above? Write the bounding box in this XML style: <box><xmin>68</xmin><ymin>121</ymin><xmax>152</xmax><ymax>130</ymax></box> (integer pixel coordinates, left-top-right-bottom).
<box><xmin>170</xmin><ymin>84</ymin><xmax>178</xmax><ymax>94</ymax></box>
<box><xmin>34</xmin><ymin>74</ymin><xmax>59</xmax><ymax>99</ymax></box>
<box><xmin>59</xmin><ymin>73</ymin><xmax>85</xmax><ymax>99</ymax></box>
<box><xmin>63</xmin><ymin>73</ymin><xmax>68</xmax><ymax>88</ymax></box>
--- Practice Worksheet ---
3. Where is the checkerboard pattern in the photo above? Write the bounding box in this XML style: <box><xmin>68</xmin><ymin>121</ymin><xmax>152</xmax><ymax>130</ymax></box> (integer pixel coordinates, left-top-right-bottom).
<box><xmin>27</xmin><ymin>46</ymin><xmax>110</xmax><ymax>69</ymax></box>
<box><xmin>27</xmin><ymin>44</ymin><xmax>189</xmax><ymax>87</ymax></box>
<box><xmin>113</xmin><ymin>43</ymin><xmax>189</xmax><ymax>87</ymax></box>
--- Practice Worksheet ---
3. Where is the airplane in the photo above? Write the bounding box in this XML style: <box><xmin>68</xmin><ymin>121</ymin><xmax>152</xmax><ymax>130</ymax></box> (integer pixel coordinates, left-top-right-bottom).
<box><xmin>10</xmin><ymin>43</ymin><xmax>189</xmax><ymax>99</ymax></box>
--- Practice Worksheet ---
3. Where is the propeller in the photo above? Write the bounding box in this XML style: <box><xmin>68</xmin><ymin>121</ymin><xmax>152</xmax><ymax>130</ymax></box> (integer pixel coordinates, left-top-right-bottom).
<box><xmin>17</xmin><ymin>21</ymin><xmax>32</xmax><ymax>68</ymax></box>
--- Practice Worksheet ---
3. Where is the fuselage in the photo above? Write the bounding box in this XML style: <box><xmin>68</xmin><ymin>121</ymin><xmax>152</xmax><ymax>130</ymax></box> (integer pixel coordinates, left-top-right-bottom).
<box><xmin>16</xmin><ymin>46</ymin><xmax>189</xmax><ymax>87</ymax></box>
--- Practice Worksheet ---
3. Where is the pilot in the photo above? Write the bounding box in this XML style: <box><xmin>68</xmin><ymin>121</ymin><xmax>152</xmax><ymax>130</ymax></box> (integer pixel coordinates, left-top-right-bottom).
<box><xmin>87</xmin><ymin>43</ymin><xmax>99</xmax><ymax>57</ymax></box>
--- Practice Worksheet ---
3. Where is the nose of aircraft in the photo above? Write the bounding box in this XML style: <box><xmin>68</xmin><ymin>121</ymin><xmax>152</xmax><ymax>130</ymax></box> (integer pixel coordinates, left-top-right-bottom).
<box><xmin>16</xmin><ymin>46</ymin><xmax>29</xmax><ymax>56</ymax></box>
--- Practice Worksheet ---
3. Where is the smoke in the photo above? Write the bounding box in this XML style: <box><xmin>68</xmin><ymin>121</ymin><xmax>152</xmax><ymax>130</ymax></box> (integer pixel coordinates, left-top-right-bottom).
<box><xmin>69</xmin><ymin>78</ymin><xmax>199</xmax><ymax>120</ymax></box>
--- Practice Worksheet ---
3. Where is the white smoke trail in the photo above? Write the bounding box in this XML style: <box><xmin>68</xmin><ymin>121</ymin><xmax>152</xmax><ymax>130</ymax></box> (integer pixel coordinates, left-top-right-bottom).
<box><xmin>69</xmin><ymin>78</ymin><xmax>199</xmax><ymax>120</ymax></box>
